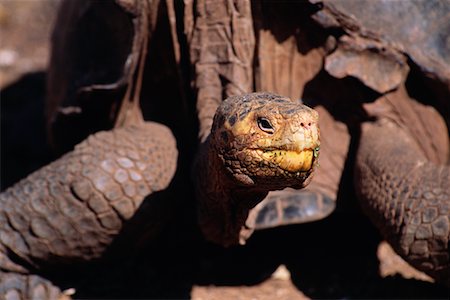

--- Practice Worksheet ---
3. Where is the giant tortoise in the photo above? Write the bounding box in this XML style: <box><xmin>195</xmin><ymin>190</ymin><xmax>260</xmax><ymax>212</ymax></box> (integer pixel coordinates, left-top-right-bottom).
<box><xmin>1</xmin><ymin>0</ymin><xmax>449</xmax><ymax>298</ymax></box>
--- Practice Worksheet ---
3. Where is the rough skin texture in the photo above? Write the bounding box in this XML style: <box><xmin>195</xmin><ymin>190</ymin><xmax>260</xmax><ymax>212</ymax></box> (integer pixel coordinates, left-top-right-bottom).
<box><xmin>187</xmin><ymin>0</ymin><xmax>335</xmax><ymax>231</ymax></box>
<box><xmin>355</xmin><ymin>119</ymin><xmax>449</xmax><ymax>286</ymax></box>
<box><xmin>0</xmin><ymin>272</ymin><xmax>66</xmax><ymax>300</ymax></box>
<box><xmin>187</xmin><ymin>0</ymin><xmax>255</xmax><ymax>141</ymax></box>
<box><xmin>195</xmin><ymin>92</ymin><xmax>320</xmax><ymax>246</ymax></box>
<box><xmin>5</xmin><ymin>0</ymin><xmax>449</xmax><ymax>296</ymax></box>
<box><xmin>0</xmin><ymin>123</ymin><xmax>177</xmax><ymax>298</ymax></box>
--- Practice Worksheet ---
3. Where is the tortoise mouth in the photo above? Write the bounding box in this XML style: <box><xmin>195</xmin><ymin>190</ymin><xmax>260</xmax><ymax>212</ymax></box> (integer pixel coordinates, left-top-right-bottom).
<box><xmin>251</xmin><ymin>147</ymin><xmax>319</xmax><ymax>173</ymax></box>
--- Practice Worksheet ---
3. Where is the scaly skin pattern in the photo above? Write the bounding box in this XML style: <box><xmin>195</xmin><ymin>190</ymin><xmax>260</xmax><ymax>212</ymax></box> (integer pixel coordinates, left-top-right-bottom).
<box><xmin>187</xmin><ymin>0</ymin><xmax>255</xmax><ymax>141</ymax></box>
<box><xmin>0</xmin><ymin>271</ymin><xmax>66</xmax><ymax>300</ymax></box>
<box><xmin>355</xmin><ymin>119</ymin><xmax>449</xmax><ymax>286</ymax></box>
<box><xmin>186</xmin><ymin>0</ymin><xmax>333</xmax><ymax>229</ymax></box>
<box><xmin>195</xmin><ymin>92</ymin><xmax>320</xmax><ymax>246</ymax></box>
<box><xmin>0</xmin><ymin>123</ymin><xmax>177</xmax><ymax>298</ymax></box>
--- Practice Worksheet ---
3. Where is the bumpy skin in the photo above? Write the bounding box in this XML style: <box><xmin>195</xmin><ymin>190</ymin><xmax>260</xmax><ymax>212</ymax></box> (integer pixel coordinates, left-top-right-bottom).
<box><xmin>187</xmin><ymin>0</ymin><xmax>255</xmax><ymax>141</ymax></box>
<box><xmin>0</xmin><ymin>123</ymin><xmax>177</xmax><ymax>298</ymax></box>
<box><xmin>6</xmin><ymin>1</ymin><xmax>448</xmax><ymax>297</ymax></box>
<box><xmin>186</xmin><ymin>0</ymin><xmax>334</xmax><ymax>229</ymax></box>
<box><xmin>195</xmin><ymin>92</ymin><xmax>320</xmax><ymax>246</ymax></box>
<box><xmin>0</xmin><ymin>272</ymin><xmax>66</xmax><ymax>300</ymax></box>
<box><xmin>355</xmin><ymin>119</ymin><xmax>450</xmax><ymax>286</ymax></box>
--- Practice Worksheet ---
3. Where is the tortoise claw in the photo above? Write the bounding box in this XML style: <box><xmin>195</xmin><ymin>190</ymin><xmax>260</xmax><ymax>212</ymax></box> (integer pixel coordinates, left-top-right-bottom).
<box><xmin>252</xmin><ymin>189</ymin><xmax>335</xmax><ymax>230</ymax></box>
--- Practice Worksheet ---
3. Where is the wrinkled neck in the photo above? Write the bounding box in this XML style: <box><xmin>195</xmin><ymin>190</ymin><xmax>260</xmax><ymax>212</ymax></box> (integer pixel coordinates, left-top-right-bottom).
<box><xmin>194</xmin><ymin>137</ymin><xmax>267</xmax><ymax>246</ymax></box>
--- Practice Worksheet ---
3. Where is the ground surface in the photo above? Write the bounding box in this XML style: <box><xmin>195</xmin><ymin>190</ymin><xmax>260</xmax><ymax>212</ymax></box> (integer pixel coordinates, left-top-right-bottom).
<box><xmin>191</xmin><ymin>242</ymin><xmax>433</xmax><ymax>300</ymax></box>
<box><xmin>188</xmin><ymin>234</ymin><xmax>440</xmax><ymax>300</ymax></box>
<box><xmin>0</xmin><ymin>0</ymin><xmax>59</xmax><ymax>87</ymax></box>
<box><xmin>0</xmin><ymin>1</ymin><xmax>448</xmax><ymax>299</ymax></box>
<box><xmin>192</xmin><ymin>265</ymin><xmax>308</xmax><ymax>300</ymax></box>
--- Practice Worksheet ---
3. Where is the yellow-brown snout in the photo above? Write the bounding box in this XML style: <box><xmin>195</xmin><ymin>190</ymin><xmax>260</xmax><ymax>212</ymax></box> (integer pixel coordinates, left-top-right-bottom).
<box><xmin>254</xmin><ymin>105</ymin><xmax>320</xmax><ymax>173</ymax></box>
<box><xmin>213</xmin><ymin>92</ymin><xmax>320</xmax><ymax>187</ymax></box>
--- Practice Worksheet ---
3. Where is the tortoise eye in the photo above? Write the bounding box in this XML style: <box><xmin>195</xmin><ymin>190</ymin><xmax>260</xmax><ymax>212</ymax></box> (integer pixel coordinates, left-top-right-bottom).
<box><xmin>257</xmin><ymin>117</ymin><xmax>274</xmax><ymax>134</ymax></box>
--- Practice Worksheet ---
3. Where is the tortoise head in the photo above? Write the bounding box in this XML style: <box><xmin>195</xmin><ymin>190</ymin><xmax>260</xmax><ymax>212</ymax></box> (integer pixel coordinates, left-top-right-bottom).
<box><xmin>211</xmin><ymin>92</ymin><xmax>320</xmax><ymax>189</ymax></box>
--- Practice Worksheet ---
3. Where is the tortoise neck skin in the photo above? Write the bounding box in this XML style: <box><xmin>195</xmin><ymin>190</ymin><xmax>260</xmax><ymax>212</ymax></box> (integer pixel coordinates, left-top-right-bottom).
<box><xmin>194</xmin><ymin>92</ymin><xmax>320</xmax><ymax>246</ymax></box>
<box><xmin>195</xmin><ymin>139</ymin><xmax>267</xmax><ymax>246</ymax></box>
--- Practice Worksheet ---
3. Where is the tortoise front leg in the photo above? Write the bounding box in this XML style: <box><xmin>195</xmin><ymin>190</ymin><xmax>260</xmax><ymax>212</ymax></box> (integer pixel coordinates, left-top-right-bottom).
<box><xmin>187</xmin><ymin>0</ymin><xmax>255</xmax><ymax>141</ymax></box>
<box><xmin>355</xmin><ymin>118</ymin><xmax>449</xmax><ymax>286</ymax></box>
<box><xmin>0</xmin><ymin>123</ymin><xmax>177</xmax><ymax>298</ymax></box>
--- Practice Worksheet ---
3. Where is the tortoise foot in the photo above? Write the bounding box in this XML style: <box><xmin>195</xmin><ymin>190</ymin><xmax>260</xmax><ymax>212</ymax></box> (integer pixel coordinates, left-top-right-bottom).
<box><xmin>0</xmin><ymin>272</ymin><xmax>70</xmax><ymax>300</ymax></box>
